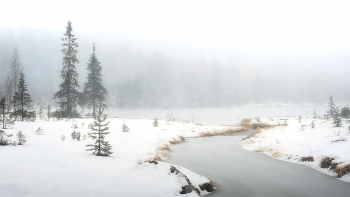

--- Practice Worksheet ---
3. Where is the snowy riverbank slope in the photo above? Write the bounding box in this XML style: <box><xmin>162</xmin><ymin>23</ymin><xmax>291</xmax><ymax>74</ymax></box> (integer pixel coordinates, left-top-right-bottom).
<box><xmin>0</xmin><ymin>118</ymin><xmax>231</xmax><ymax>197</ymax></box>
<box><xmin>240</xmin><ymin>117</ymin><xmax>350</xmax><ymax>182</ymax></box>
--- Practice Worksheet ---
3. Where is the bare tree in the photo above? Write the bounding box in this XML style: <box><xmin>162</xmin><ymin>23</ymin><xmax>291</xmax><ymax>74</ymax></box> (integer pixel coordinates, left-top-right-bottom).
<box><xmin>8</xmin><ymin>47</ymin><xmax>23</xmax><ymax>111</ymax></box>
<box><xmin>3</xmin><ymin>75</ymin><xmax>13</xmax><ymax>113</ymax></box>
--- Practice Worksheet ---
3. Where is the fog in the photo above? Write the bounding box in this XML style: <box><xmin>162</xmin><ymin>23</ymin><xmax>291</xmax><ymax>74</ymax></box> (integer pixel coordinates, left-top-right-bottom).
<box><xmin>1</xmin><ymin>1</ymin><xmax>350</xmax><ymax>108</ymax></box>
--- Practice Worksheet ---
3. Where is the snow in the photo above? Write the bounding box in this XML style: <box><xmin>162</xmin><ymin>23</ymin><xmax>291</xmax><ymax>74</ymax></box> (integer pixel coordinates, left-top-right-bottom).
<box><xmin>0</xmin><ymin>118</ymin><xmax>231</xmax><ymax>196</ymax></box>
<box><xmin>240</xmin><ymin>116</ymin><xmax>350</xmax><ymax>182</ymax></box>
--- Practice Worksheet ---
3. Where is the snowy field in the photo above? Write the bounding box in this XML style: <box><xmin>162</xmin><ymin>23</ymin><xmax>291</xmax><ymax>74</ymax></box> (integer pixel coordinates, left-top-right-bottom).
<box><xmin>0</xmin><ymin>118</ymin><xmax>232</xmax><ymax>197</ymax></box>
<box><xmin>240</xmin><ymin>116</ymin><xmax>350</xmax><ymax>182</ymax></box>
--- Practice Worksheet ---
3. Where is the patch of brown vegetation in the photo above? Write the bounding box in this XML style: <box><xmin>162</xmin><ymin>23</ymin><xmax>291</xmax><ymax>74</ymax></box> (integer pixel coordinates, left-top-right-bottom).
<box><xmin>198</xmin><ymin>127</ymin><xmax>248</xmax><ymax>137</ymax></box>
<box><xmin>330</xmin><ymin>162</ymin><xmax>341</xmax><ymax>172</ymax></box>
<box><xmin>272</xmin><ymin>151</ymin><xmax>282</xmax><ymax>158</ymax></box>
<box><xmin>320</xmin><ymin>157</ymin><xmax>335</xmax><ymax>168</ymax></box>
<box><xmin>179</xmin><ymin>135</ymin><xmax>185</xmax><ymax>141</ymax></box>
<box><xmin>333</xmin><ymin>164</ymin><xmax>350</xmax><ymax>178</ymax></box>
<box><xmin>160</xmin><ymin>145</ymin><xmax>170</xmax><ymax>151</ymax></box>
<box><xmin>300</xmin><ymin>156</ymin><xmax>314</xmax><ymax>162</ymax></box>
<box><xmin>241</xmin><ymin>119</ymin><xmax>252</xmax><ymax>128</ymax></box>
<box><xmin>169</xmin><ymin>139</ymin><xmax>179</xmax><ymax>144</ymax></box>
<box><xmin>199</xmin><ymin>181</ymin><xmax>215</xmax><ymax>192</ymax></box>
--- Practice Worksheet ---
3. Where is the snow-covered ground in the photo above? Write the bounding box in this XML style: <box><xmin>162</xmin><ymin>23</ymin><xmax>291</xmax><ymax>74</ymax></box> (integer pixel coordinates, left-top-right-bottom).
<box><xmin>240</xmin><ymin>116</ymin><xmax>350</xmax><ymax>182</ymax></box>
<box><xmin>0</xmin><ymin>117</ymin><xmax>232</xmax><ymax>197</ymax></box>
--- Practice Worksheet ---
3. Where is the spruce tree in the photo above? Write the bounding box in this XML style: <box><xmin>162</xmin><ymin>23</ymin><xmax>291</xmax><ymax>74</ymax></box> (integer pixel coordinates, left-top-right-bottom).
<box><xmin>12</xmin><ymin>73</ymin><xmax>33</xmax><ymax>121</ymax></box>
<box><xmin>327</xmin><ymin>95</ymin><xmax>336</xmax><ymax>119</ymax></box>
<box><xmin>85</xmin><ymin>102</ymin><xmax>112</xmax><ymax>156</ymax></box>
<box><xmin>83</xmin><ymin>43</ymin><xmax>108</xmax><ymax>118</ymax></box>
<box><xmin>313</xmin><ymin>110</ymin><xmax>317</xmax><ymax>118</ymax></box>
<box><xmin>53</xmin><ymin>21</ymin><xmax>80</xmax><ymax>118</ymax></box>
<box><xmin>153</xmin><ymin>118</ymin><xmax>158</xmax><ymax>127</ymax></box>
<box><xmin>16</xmin><ymin>131</ymin><xmax>26</xmax><ymax>145</ymax></box>
<box><xmin>0</xmin><ymin>96</ymin><xmax>6</xmax><ymax>129</ymax></box>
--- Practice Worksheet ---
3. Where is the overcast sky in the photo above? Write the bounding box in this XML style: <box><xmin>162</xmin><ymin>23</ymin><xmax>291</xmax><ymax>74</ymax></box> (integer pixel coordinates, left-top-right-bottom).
<box><xmin>2</xmin><ymin>0</ymin><xmax>350</xmax><ymax>57</ymax></box>
<box><xmin>1</xmin><ymin>0</ymin><xmax>350</xmax><ymax>107</ymax></box>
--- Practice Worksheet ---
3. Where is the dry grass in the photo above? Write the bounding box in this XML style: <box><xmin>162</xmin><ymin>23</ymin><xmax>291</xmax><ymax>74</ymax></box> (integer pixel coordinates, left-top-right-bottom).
<box><xmin>199</xmin><ymin>127</ymin><xmax>247</xmax><ymax>137</ymax></box>
<box><xmin>169</xmin><ymin>139</ymin><xmax>179</xmax><ymax>144</ymax></box>
<box><xmin>179</xmin><ymin>135</ymin><xmax>185</xmax><ymax>141</ymax></box>
<box><xmin>320</xmin><ymin>157</ymin><xmax>335</xmax><ymax>168</ymax></box>
<box><xmin>300</xmin><ymin>156</ymin><xmax>314</xmax><ymax>162</ymax></box>
<box><xmin>160</xmin><ymin>145</ymin><xmax>170</xmax><ymax>151</ymax></box>
<box><xmin>241</xmin><ymin>119</ymin><xmax>252</xmax><ymax>128</ymax></box>
<box><xmin>330</xmin><ymin>162</ymin><xmax>341</xmax><ymax>172</ymax></box>
<box><xmin>199</xmin><ymin>131</ymin><xmax>220</xmax><ymax>137</ymax></box>
<box><xmin>272</xmin><ymin>151</ymin><xmax>282</xmax><ymax>158</ymax></box>
<box><xmin>333</xmin><ymin>164</ymin><xmax>350</xmax><ymax>178</ymax></box>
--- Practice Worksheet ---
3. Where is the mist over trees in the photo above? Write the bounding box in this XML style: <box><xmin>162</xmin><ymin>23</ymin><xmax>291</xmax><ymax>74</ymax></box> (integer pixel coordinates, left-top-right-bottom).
<box><xmin>1</xmin><ymin>28</ymin><xmax>350</xmax><ymax>109</ymax></box>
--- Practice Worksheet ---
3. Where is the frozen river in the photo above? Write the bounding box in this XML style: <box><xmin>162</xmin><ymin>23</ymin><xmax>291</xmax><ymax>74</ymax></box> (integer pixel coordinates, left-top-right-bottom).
<box><xmin>168</xmin><ymin>131</ymin><xmax>350</xmax><ymax>197</ymax></box>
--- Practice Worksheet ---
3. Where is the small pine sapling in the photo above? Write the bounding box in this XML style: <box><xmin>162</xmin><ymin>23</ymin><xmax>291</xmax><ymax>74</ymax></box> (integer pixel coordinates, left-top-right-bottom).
<box><xmin>153</xmin><ymin>118</ymin><xmax>158</xmax><ymax>127</ymax></box>
<box><xmin>71</xmin><ymin>131</ymin><xmax>77</xmax><ymax>139</ymax></box>
<box><xmin>313</xmin><ymin>110</ymin><xmax>317</xmax><ymax>119</ymax></box>
<box><xmin>122</xmin><ymin>123</ymin><xmax>130</xmax><ymax>132</ymax></box>
<box><xmin>38</xmin><ymin>106</ymin><xmax>43</xmax><ymax>119</ymax></box>
<box><xmin>47</xmin><ymin>104</ymin><xmax>52</xmax><ymax>119</ymax></box>
<box><xmin>311</xmin><ymin>120</ymin><xmax>315</xmax><ymax>129</ymax></box>
<box><xmin>36</xmin><ymin>127</ymin><xmax>44</xmax><ymax>135</ymax></box>
<box><xmin>61</xmin><ymin>135</ymin><xmax>66</xmax><ymax>141</ymax></box>
<box><xmin>76</xmin><ymin>131</ymin><xmax>81</xmax><ymax>141</ymax></box>
<box><xmin>334</xmin><ymin>117</ymin><xmax>342</xmax><ymax>127</ymax></box>
<box><xmin>71</xmin><ymin>120</ymin><xmax>78</xmax><ymax>129</ymax></box>
<box><xmin>83</xmin><ymin>134</ymin><xmax>87</xmax><ymax>140</ymax></box>
<box><xmin>298</xmin><ymin>115</ymin><xmax>302</xmax><ymax>123</ymax></box>
<box><xmin>85</xmin><ymin>103</ymin><xmax>113</xmax><ymax>156</ymax></box>
<box><xmin>16</xmin><ymin>131</ymin><xmax>27</xmax><ymax>145</ymax></box>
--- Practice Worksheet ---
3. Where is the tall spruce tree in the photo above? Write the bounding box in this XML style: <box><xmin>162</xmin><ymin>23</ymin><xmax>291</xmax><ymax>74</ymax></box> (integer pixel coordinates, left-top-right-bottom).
<box><xmin>12</xmin><ymin>73</ymin><xmax>32</xmax><ymax>121</ymax></box>
<box><xmin>85</xmin><ymin>102</ymin><xmax>112</xmax><ymax>156</ymax></box>
<box><xmin>53</xmin><ymin>21</ymin><xmax>80</xmax><ymax>117</ymax></box>
<box><xmin>83</xmin><ymin>43</ymin><xmax>108</xmax><ymax>118</ymax></box>
<box><xmin>0</xmin><ymin>96</ymin><xmax>6</xmax><ymax>129</ymax></box>
<box><xmin>327</xmin><ymin>95</ymin><xmax>336</xmax><ymax>119</ymax></box>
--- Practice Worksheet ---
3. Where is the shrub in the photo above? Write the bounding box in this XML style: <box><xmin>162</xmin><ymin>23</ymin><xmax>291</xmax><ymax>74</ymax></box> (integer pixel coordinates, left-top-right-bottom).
<box><xmin>320</xmin><ymin>157</ymin><xmax>335</xmax><ymax>168</ymax></box>
<box><xmin>179</xmin><ymin>135</ymin><xmax>185</xmax><ymax>141</ymax></box>
<box><xmin>122</xmin><ymin>123</ymin><xmax>130</xmax><ymax>132</ymax></box>
<box><xmin>333</xmin><ymin>164</ymin><xmax>350</xmax><ymax>178</ymax></box>
<box><xmin>300</xmin><ymin>156</ymin><xmax>314</xmax><ymax>162</ymax></box>
<box><xmin>169</xmin><ymin>139</ymin><xmax>179</xmax><ymax>144</ymax></box>
<box><xmin>61</xmin><ymin>135</ymin><xmax>66</xmax><ymax>141</ymax></box>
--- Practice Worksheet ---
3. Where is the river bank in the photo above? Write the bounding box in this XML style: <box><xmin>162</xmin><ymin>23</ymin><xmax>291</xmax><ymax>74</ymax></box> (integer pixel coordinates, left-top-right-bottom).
<box><xmin>240</xmin><ymin>116</ymin><xmax>350</xmax><ymax>182</ymax></box>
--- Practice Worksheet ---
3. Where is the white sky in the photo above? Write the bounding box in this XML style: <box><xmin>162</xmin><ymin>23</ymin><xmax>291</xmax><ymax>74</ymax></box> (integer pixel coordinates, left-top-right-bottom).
<box><xmin>1</xmin><ymin>0</ymin><xmax>350</xmax><ymax>55</ymax></box>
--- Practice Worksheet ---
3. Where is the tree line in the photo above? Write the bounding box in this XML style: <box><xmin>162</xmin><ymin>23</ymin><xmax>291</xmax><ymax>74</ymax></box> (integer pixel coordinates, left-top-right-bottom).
<box><xmin>0</xmin><ymin>21</ymin><xmax>108</xmax><ymax>128</ymax></box>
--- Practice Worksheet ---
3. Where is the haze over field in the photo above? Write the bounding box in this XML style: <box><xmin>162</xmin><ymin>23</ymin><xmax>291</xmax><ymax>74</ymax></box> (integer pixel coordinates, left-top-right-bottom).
<box><xmin>1</xmin><ymin>0</ymin><xmax>350</xmax><ymax>108</ymax></box>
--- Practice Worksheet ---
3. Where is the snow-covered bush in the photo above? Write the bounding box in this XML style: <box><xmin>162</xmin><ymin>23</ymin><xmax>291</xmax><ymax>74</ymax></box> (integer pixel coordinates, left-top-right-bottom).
<box><xmin>36</xmin><ymin>127</ymin><xmax>44</xmax><ymax>135</ymax></box>
<box><xmin>0</xmin><ymin>130</ymin><xmax>13</xmax><ymax>145</ymax></box>
<box><xmin>61</xmin><ymin>135</ymin><xmax>66</xmax><ymax>141</ymax></box>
